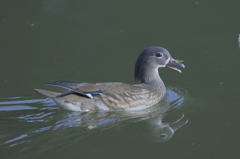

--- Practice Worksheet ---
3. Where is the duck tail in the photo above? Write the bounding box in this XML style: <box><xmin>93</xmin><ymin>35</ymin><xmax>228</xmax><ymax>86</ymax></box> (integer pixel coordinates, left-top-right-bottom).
<box><xmin>34</xmin><ymin>89</ymin><xmax>60</xmax><ymax>98</ymax></box>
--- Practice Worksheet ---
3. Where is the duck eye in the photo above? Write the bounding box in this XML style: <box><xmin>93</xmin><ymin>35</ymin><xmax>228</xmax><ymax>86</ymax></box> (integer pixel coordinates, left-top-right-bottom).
<box><xmin>156</xmin><ymin>53</ymin><xmax>163</xmax><ymax>58</ymax></box>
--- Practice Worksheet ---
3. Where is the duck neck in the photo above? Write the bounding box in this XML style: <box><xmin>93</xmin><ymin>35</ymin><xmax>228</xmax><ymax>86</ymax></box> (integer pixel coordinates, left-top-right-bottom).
<box><xmin>139</xmin><ymin>67</ymin><xmax>165</xmax><ymax>92</ymax></box>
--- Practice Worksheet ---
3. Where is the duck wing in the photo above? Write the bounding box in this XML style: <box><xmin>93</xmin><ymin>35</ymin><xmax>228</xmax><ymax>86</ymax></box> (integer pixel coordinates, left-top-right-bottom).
<box><xmin>45</xmin><ymin>81</ymin><xmax>102</xmax><ymax>99</ymax></box>
<box><xmin>45</xmin><ymin>81</ymin><xmax>144</xmax><ymax>99</ymax></box>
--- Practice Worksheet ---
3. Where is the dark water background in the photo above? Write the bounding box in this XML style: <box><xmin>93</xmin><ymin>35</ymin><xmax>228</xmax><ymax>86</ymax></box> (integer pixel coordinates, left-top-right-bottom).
<box><xmin>1</xmin><ymin>0</ymin><xmax>240</xmax><ymax>158</ymax></box>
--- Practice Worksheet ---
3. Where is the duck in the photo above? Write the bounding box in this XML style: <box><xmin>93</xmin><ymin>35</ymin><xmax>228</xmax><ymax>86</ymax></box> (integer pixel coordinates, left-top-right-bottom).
<box><xmin>35</xmin><ymin>46</ymin><xmax>185</xmax><ymax>112</ymax></box>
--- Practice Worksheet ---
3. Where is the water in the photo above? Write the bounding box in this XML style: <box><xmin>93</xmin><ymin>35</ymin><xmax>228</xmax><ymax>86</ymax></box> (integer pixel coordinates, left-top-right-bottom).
<box><xmin>1</xmin><ymin>0</ymin><xmax>240</xmax><ymax>158</ymax></box>
<box><xmin>1</xmin><ymin>86</ymin><xmax>189</xmax><ymax>158</ymax></box>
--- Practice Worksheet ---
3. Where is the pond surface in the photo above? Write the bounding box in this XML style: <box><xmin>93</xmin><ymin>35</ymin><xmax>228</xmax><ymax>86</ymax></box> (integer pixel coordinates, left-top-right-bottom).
<box><xmin>1</xmin><ymin>0</ymin><xmax>240</xmax><ymax>159</ymax></box>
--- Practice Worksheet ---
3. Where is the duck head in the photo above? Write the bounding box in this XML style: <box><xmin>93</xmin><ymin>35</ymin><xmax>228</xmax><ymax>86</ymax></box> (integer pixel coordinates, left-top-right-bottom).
<box><xmin>134</xmin><ymin>46</ymin><xmax>185</xmax><ymax>83</ymax></box>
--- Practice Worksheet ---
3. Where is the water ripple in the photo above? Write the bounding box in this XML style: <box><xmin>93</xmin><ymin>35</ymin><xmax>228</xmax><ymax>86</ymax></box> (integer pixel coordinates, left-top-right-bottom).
<box><xmin>0</xmin><ymin>105</ymin><xmax>37</xmax><ymax>111</ymax></box>
<box><xmin>5</xmin><ymin>134</ymin><xmax>28</xmax><ymax>144</ymax></box>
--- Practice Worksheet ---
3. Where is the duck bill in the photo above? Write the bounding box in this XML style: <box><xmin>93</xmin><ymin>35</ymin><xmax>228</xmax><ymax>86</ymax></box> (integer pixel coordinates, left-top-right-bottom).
<box><xmin>166</xmin><ymin>58</ymin><xmax>185</xmax><ymax>73</ymax></box>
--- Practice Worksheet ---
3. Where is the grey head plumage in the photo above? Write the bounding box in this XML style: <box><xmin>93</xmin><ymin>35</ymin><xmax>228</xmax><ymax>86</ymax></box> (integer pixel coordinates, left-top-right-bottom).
<box><xmin>134</xmin><ymin>46</ymin><xmax>185</xmax><ymax>83</ymax></box>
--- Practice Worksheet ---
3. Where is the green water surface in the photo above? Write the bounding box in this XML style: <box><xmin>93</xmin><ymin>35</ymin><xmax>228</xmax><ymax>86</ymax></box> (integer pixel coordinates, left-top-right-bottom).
<box><xmin>1</xmin><ymin>0</ymin><xmax>240</xmax><ymax>159</ymax></box>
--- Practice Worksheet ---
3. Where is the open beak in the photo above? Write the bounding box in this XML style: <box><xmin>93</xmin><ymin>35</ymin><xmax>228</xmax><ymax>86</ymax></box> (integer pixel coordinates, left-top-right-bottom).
<box><xmin>166</xmin><ymin>58</ymin><xmax>185</xmax><ymax>73</ymax></box>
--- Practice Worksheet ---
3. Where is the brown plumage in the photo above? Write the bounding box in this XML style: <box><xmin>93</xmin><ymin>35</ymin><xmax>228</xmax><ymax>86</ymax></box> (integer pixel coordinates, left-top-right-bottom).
<box><xmin>35</xmin><ymin>46</ymin><xmax>185</xmax><ymax>111</ymax></box>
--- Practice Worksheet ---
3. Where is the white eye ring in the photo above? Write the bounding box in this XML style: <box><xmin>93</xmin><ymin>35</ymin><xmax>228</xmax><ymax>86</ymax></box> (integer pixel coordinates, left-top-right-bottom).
<box><xmin>155</xmin><ymin>52</ymin><xmax>163</xmax><ymax>58</ymax></box>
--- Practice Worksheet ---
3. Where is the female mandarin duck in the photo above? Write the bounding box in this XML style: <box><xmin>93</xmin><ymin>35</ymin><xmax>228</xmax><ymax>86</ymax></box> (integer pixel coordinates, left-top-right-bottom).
<box><xmin>35</xmin><ymin>46</ymin><xmax>185</xmax><ymax>111</ymax></box>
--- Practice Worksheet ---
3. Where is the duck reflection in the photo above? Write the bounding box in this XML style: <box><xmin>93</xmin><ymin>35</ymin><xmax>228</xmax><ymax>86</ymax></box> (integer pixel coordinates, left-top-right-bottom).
<box><xmin>139</xmin><ymin>114</ymin><xmax>188</xmax><ymax>142</ymax></box>
<box><xmin>2</xmin><ymin>86</ymin><xmax>188</xmax><ymax>146</ymax></box>
<box><xmin>53</xmin><ymin>86</ymin><xmax>188</xmax><ymax>142</ymax></box>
